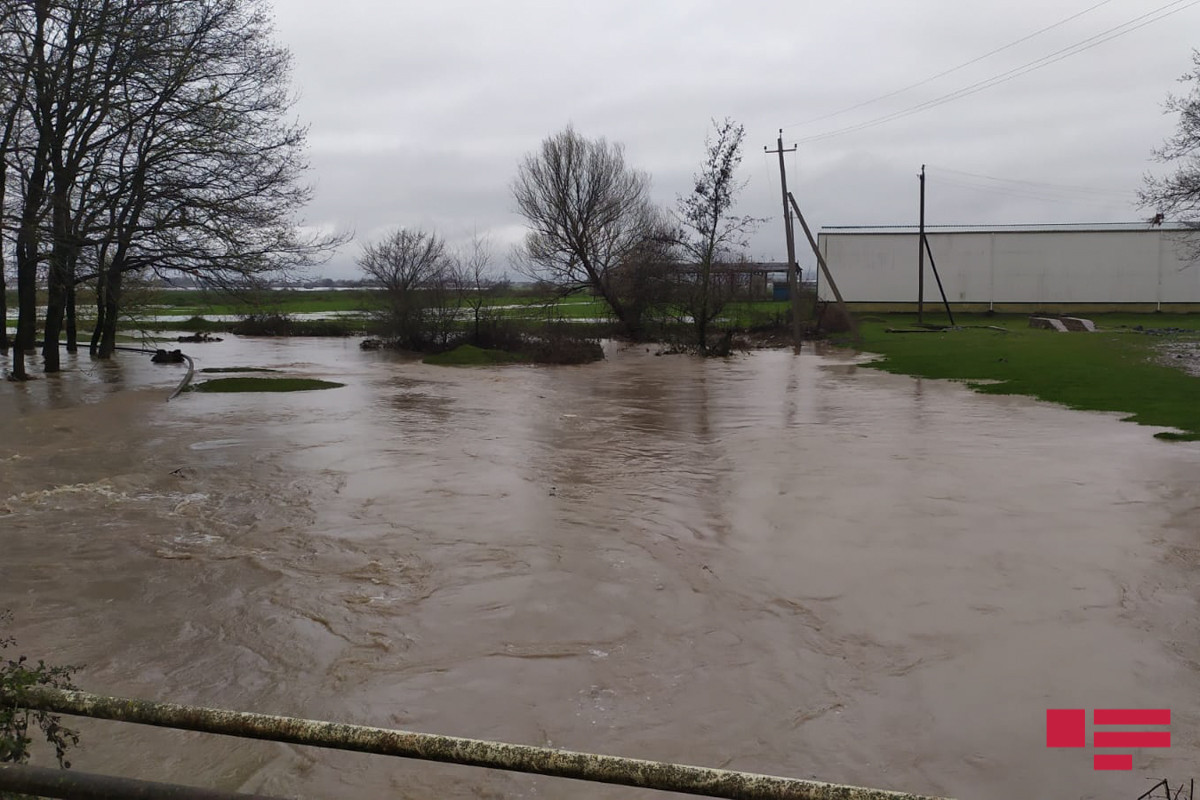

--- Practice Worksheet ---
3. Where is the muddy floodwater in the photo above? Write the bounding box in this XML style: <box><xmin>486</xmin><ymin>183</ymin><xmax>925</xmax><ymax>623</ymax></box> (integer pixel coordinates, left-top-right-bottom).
<box><xmin>2</xmin><ymin>338</ymin><xmax>1199</xmax><ymax>800</ymax></box>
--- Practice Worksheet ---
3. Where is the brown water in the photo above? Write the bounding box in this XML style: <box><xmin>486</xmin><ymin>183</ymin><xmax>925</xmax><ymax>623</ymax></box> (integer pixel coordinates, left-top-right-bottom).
<box><xmin>2</xmin><ymin>338</ymin><xmax>1199</xmax><ymax>800</ymax></box>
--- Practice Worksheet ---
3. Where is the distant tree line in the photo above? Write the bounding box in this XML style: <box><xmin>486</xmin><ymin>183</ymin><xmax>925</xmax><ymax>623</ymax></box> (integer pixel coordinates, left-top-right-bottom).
<box><xmin>362</xmin><ymin>119</ymin><xmax>766</xmax><ymax>356</ymax></box>
<box><xmin>0</xmin><ymin>0</ymin><xmax>338</xmax><ymax>379</ymax></box>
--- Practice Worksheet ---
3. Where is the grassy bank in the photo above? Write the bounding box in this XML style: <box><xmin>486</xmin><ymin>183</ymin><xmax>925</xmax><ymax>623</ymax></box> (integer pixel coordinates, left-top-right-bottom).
<box><xmin>423</xmin><ymin>344</ymin><xmax>529</xmax><ymax>366</ymax></box>
<box><xmin>150</xmin><ymin>288</ymin><xmax>377</xmax><ymax>315</ymax></box>
<box><xmin>854</xmin><ymin>313</ymin><xmax>1200</xmax><ymax>441</ymax></box>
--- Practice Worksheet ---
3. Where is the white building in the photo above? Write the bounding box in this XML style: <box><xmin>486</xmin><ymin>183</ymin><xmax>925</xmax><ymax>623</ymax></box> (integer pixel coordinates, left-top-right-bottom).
<box><xmin>815</xmin><ymin>223</ymin><xmax>1200</xmax><ymax>311</ymax></box>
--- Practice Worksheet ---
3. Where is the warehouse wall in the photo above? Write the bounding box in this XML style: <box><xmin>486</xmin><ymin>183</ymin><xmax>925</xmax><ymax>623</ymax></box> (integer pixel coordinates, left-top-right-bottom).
<box><xmin>817</xmin><ymin>229</ymin><xmax>1200</xmax><ymax>307</ymax></box>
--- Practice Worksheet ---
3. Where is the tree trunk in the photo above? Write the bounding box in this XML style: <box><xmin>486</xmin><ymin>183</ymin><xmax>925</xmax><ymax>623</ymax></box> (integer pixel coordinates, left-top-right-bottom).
<box><xmin>10</xmin><ymin>3</ymin><xmax>53</xmax><ymax>380</ymax></box>
<box><xmin>65</xmin><ymin>269</ymin><xmax>77</xmax><ymax>353</ymax></box>
<box><xmin>90</xmin><ymin>269</ymin><xmax>106</xmax><ymax>356</ymax></box>
<box><xmin>97</xmin><ymin>265</ymin><xmax>121</xmax><ymax>359</ymax></box>
<box><xmin>0</xmin><ymin>254</ymin><xmax>8</xmax><ymax>355</ymax></box>
<box><xmin>596</xmin><ymin>276</ymin><xmax>639</xmax><ymax>340</ymax></box>
<box><xmin>42</xmin><ymin>263</ymin><xmax>66</xmax><ymax>372</ymax></box>
<box><xmin>42</xmin><ymin>193</ymin><xmax>72</xmax><ymax>372</ymax></box>
<box><xmin>695</xmin><ymin>261</ymin><xmax>712</xmax><ymax>354</ymax></box>
<box><xmin>13</xmin><ymin>183</ymin><xmax>43</xmax><ymax>381</ymax></box>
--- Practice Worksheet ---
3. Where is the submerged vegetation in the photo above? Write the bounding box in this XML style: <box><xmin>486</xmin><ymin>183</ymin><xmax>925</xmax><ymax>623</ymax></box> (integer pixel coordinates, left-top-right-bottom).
<box><xmin>423</xmin><ymin>344</ymin><xmax>529</xmax><ymax>366</ymax></box>
<box><xmin>190</xmin><ymin>377</ymin><xmax>344</xmax><ymax>393</ymax></box>
<box><xmin>199</xmin><ymin>367</ymin><xmax>279</xmax><ymax>373</ymax></box>
<box><xmin>855</xmin><ymin>313</ymin><xmax>1200</xmax><ymax>441</ymax></box>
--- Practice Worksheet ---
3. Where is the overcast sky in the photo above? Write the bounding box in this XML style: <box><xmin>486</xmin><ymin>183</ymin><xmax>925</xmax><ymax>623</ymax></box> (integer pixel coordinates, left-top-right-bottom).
<box><xmin>267</xmin><ymin>0</ymin><xmax>1200</xmax><ymax>279</ymax></box>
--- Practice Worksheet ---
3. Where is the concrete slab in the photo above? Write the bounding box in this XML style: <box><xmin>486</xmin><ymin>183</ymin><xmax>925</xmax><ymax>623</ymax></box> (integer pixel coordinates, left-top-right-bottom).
<box><xmin>1028</xmin><ymin>316</ymin><xmax>1069</xmax><ymax>332</ymax></box>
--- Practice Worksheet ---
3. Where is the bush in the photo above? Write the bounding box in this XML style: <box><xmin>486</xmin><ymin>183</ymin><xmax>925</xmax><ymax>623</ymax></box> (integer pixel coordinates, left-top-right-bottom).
<box><xmin>470</xmin><ymin>319</ymin><xmax>533</xmax><ymax>352</ymax></box>
<box><xmin>524</xmin><ymin>326</ymin><xmax>605</xmax><ymax>364</ymax></box>
<box><xmin>0</xmin><ymin>612</ymin><xmax>79</xmax><ymax>771</ymax></box>
<box><xmin>417</xmin><ymin>322</ymin><xmax>605</xmax><ymax>366</ymax></box>
<box><xmin>423</xmin><ymin>345</ymin><xmax>528</xmax><ymax>366</ymax></box>
<box><xmin>231</xmin><ymin>313</ymin><xmax>294</xmax><ymax>336</ymax></box>
<box><xmin>230</xmin><ymin>314</ymin><xmax>359</xmax><ymax>337</ymax></box>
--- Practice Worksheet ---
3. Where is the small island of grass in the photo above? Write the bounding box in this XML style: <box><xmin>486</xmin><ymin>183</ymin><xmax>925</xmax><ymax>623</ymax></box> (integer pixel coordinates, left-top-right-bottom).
<box><xmin>423</xmin><ymin>344</ymin><xmax>529</xmax><ymax>366</ymax></box>
<box><xmin>190</xmin><ymin>377</ymin><xmax>344</xmax><ymax>393</ymax></box>
<box><xmin>199</xmin><ymin>367</ymin><xmax>279</xmax><ymax>374</ymax></box>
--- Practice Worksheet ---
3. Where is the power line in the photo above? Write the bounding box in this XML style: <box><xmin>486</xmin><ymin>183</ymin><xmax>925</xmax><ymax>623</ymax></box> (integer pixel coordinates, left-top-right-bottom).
<box><xmin>930</xmin><ymin>166</ymin><xmax>1132</xmax><ymax>198</ymax></box>
<box><xmin>934</xmin><ymin>176</ymin><xmax>1135</xmax><ymax>209</ymax></box>
<box><xmin>794</xmin><ymin>0</ymin><xmax>1200</xmax><ymax>145</ymax></box>
<box><xmin>796</xmin><ymin>0</ymin><xmax>1196</xmax><ymax>143</ymax></box>
<box><xmin>783</xmin><ymin>0</ymin><xmax>1117</xmax><ymax>130</ymax></box>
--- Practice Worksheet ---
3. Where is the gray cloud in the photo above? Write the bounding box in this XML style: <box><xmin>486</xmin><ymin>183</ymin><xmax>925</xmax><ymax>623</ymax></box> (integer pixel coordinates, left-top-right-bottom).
<box><xmin>272</xmin><ymin>0</ymin><xmax>1200</xmax><ymax>278</ymax></box>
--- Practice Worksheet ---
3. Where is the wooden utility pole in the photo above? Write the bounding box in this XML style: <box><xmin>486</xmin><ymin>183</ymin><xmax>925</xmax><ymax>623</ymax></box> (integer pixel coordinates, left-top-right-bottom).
<box><xmin>787</xmin><ymin>192</ymin><xmax>859</xmax><ymax>341</ymax></box>
<box><xmin>916</xmin><ymin>167</ymin><xmax>956</xmax><ymax>325</ymax></box>
<box><xmin>765</xmin><ymin>131</ymin><xmax>802</xmax><ymax>352</ymax></box>
<box><xmin>918</xmin><ymin>164</ymin><xmax>926</xmax><ymax>325</ymax></box>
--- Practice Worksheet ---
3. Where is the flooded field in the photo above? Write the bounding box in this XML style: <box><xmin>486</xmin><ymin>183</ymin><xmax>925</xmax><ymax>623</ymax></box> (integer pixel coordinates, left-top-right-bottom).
<box><xmin>1</xmin><ymin>337</ymin><xmax>1199</xmax><ymax>799</ymax></box>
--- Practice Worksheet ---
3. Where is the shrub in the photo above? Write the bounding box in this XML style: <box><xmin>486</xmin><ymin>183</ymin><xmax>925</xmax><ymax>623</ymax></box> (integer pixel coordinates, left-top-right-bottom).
<box><xmin>524</xmin><ymin>326</ymin><xmax>605</xmax><ymax>364</ymax></box>
<box><xmin>0</xmin><ymin>612</ymin><xmax>79</xmax><ymax>771</ymax></box>
<box><xmin>230</xmin><ymin>313</ymin><xmax>294</xmax><ymax>336</ymax></box>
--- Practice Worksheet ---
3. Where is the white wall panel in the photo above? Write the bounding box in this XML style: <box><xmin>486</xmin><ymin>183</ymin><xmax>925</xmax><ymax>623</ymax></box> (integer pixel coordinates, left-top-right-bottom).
<box><xmin>817</xmin><ymin>229</ymin><xmax>1200</xmax><ymax>304</ymax></box>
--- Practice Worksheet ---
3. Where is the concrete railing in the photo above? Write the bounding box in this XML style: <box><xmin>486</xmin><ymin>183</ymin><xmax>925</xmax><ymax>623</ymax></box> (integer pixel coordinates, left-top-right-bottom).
<box><xmin>3</xmin><ymin>687</ymin><xmax>954</xmax><ymax>800</ymax></box>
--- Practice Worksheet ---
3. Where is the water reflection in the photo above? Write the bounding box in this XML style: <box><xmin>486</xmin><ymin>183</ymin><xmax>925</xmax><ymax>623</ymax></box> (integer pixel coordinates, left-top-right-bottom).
<box><xmin>0</xmin><ymin>336</ymin><xmax>1198</xmax><ymax>800</ymax></box>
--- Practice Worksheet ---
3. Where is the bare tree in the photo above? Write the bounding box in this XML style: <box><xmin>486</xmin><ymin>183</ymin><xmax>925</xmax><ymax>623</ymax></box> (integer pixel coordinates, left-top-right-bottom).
<box><xmin>0</xmin><ymin>0</ymin><xmax>341</xmax><ymax>374</ymax></box>
<box><xmin>674</xmin><ymin>118</ymin><xmax>760</xmax><ymax>353</ymax></box>
<box><xmin>1141</xmin><ymin>50</ymin><xmax>1200</xmax><ymax>258</ymax></box>
<box><xmin>358</xmin><ymin>227</ymin><xmax>453</xmax><ymax>348</ymax></box>
<box><xmin>85</xmin><ymin>0</ymin><xmax>342</xmax><ymax>359</ymax></box>
<box><xmin>512</xmin><ymin>126</ymin><xmax>659</xmax><ymax>338</ymax></box>
<box><xmin>455</xmin><ymin>231</ymin><xmax>503</xmax><ymax>345</ymax></box>
<box><xmin>0</xmin><ymin>3</ymin><xmax>29</xmax><ymax>357</ymax></box>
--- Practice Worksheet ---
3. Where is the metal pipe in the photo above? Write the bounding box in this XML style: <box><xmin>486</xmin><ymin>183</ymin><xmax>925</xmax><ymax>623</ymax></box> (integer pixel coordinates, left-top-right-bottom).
<box><xmin>0</xmin><ymin>763</ymin><xmax>285</xmax><ymax>800</ymax></box>
<box><xmin>168</xmin><ymin>352</ymin><xmax>195</xmax><ymax>400</ymax></box>
<box><xmin>12</xmin><ymin>687</ymin><xmax>952</xmax><ymax>800</ymax></box>
<box><xmin>111</xmin><ymin>344</ymin><xmax>194</xmax><ymax>399</ymax></box>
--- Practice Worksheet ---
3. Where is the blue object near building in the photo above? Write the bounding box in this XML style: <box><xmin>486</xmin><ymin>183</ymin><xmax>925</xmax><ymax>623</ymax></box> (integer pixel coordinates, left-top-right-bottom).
<box><xmin>772</xmin><ymin>284</ymin><xmax>789</xmax><ymax>301</ymax></box>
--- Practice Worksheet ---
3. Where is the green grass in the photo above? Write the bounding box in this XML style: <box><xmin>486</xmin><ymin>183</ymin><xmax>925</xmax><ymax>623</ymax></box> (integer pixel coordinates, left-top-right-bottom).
<box><xmin>190</xmin><ymin>377</ymin><xmax>344</xmax><ymax>392</ymax></box>
<box><xmin>104</xmin><ymin>289</ymin><xmax>793</xmax><ymax>330</ymax></box>
<box><xmin>721</xmin><ymin>299</ymin><xmax>791</xmax><ymax>327</ymax></box>
<box><xmin>152</xmin><ymin>289</ymin><xmax>378</xmax><ymax>315</ymax></box>
<box><xmin>422</xmin><ymin>344</ymin><xmax>529</xmax><ymax>366</ymax></box>
<box><xmin>478</xmin><ymin>295</ymin><xmax>613</xmax><ymax>320</ymax></box>
<box><xmin>854</xmin><ymin>313</ymin><xmax>1200</xmax><ymax>441</ymax></box>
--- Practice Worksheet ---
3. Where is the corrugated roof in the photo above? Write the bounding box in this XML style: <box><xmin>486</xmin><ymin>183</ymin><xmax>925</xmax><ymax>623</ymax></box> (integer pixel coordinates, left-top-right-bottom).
<box><xmin>819</xmin><ymin>222</ymin><xmax>1196</xmax><ymax>234</ymax></box>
